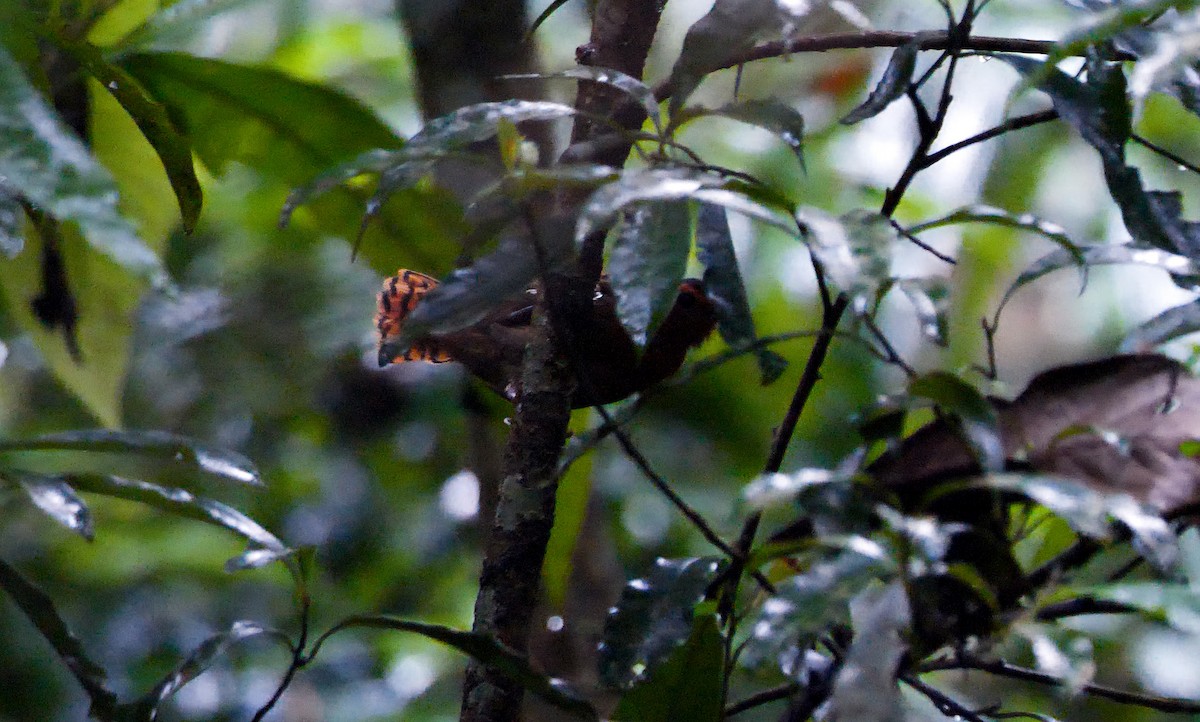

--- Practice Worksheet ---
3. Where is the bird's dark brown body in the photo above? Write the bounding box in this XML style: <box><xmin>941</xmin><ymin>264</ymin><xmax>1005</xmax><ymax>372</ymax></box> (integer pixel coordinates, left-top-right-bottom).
<box><xmin>376</xmin><ymin>270</ymin><xmax>717</xmax><ymax>407</ymax></box>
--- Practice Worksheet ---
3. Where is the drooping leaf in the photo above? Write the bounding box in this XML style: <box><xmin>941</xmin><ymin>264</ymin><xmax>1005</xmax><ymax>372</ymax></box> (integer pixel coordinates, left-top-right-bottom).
<box><xmin>0</xmin><ymin>557</ymin><xmax>117</xmax><ymax>717</ymax></box>
<box><xmin>908</xmin><ymin>372</ymin><xmax>1004</xmax><ymax>472</ymax></box>
<box><xmin>609</xmin><ymin>203</ymin><xmax>691</xmax><ymax>347</ymax></box>
<box><xmin>612</xmin><ymin>613</ymin><xmax>723</xmax><ymax>722</ymax></box>
<box><xmin>578</xmin><ymin>168</ymin><xmax>794</xmax><ymax>246</ymax></box>
<box><xmin>313</xmin><ymin>615</ymin><xmax>598</xmax><ymax>720</ymax></box>
<box><xmin>1123</xmin><ymin>299</ymin><xmax>1200</xmax><ymax>350</ymax></box>
<box><xmin>599</xmin><ymin>557</ymin><xmax>727</xmax><ymax>689</ymax></box>
<box><xmin>507</xmin><ymin>67</ymin><xmax>661</xmax><ymax>134</ymax></box>
<box><xmin>49</xmin><ymin>35</ymin><xmax>201</xmax><ymax>233</ymax></box>
<box><xmin>0</xmin><ymin>185</ymin><xmax>22</xmax><ymax>257</ymax></box>
<box><xmin>996</xmin><ymin>243</ymin><xmax>1199</xmax><ymax>323</ymax></box>
<box><xmin>278</xmin><ymin>148</ymin><xmax>399</xmax><ymax>228</ymax></box>
<box><xmin>0</xmin><ymin>44</ymin><xmax>162</xmax><ymax>281</ymax></box>
<box><xmin>0</xmin><ymin>429</ymin><xmax>259</xmax><ymax>485</ymax></box>
<box><xmin>841</xmin><ymin>39</ymin><xmax>920</xmax><ymax>125</ymax></box>
<box><xmin>114</xmin><ymin>0</ymin><xmax>266</xmax><ymax>49</ymax></box>
<box><xmin>61</xmin><ymin>473</ymin><xmax>291</xmax><ymax>571</ymax></box>
<box><xmin>908</xmin><ymin>204</ymin><xmax>1086</xmax><ymax>269</ymax></box>
<box><xmin>696</xmin><ymin>203</ymin><xmax>787</xmax><ymax>383</ymax></box>
<box><xmin>679</xmin><ymin>99</ymin><xmax>805</xmax><ymax>166</ymax></box>
<box><xmin>1019</xmin><ymin>624</ymin><xmax>1097</xmax><ymax>695</ymax></box>
<box><xmin>129</xmin><ymin>621</ymin><xmax>290</xmax><ymax>717</ymax></box>
<box><xmin>665</xmin><ymin>0</ymin><xmax>811</xmax><ymax>113</ymax></box>
<box><xmin>744</xmin><ymin>465</ymin><xmax>874</xmax><ymax>543</ymax></box>
<box><xmin>0</xmin><ymin>469</ymin><xmax>93</xmax><ymax>540</ymax></box>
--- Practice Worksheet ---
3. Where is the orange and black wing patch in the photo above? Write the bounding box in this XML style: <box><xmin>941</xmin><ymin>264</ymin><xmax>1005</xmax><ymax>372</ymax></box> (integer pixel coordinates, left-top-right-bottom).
<box><xmin>376</xmin><ymin>269</ymin><xmax>453</xmax><ymax>364</ymax></box>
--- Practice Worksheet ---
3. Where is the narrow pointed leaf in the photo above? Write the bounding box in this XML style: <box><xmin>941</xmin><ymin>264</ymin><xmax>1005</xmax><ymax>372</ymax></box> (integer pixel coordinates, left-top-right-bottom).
<box><xmin>0</xmin><ymin>557</ymin><xmax>117</xmax><ymax>716</ymax></box>
<box><xmin>894</xmin><ymin>277</ymin><xmax>950</xmax><ymax>346</ymax></box>
<box><xmin>707</xmin><ymin>98</ymin><xmax>805</xmax><ymax>166</ymax></box>
<box><xmin>62</xmin><ymin>473</ymin><xmax>288</xmax><ymax>560</ymax></box>
<box><xmin>609</xmin><ymin>203</ymin><xmax>691</xmax><ymax>346</ymax></box>
<box><xmin>279</xmin><ymin>148</ymin><xmax>399</xmax><ymax>228</ymax></box>
<box><xmin>407</xmin><ymin>100</ymin><xmax>577</xmax><ymax>154</ymax></box>
<box><xmin>116</xmin><ymin>0</ymin><xmax>266</xmax><ymax>49</ymax></box>
<box><xmin>842</xmin><ymin>39</ymin><xmax>920</xmax><ymax>125</ymax></box>
<box><xmin>599</xmin><ymin>557</ymin><xmax>726</xmax><ymax>689</ymax></box>
<box><xmin>0</xmin><ymin>45</ymin><xmax>162</xmax><ymax>281</ymax></box>
<box><xmin>908</xmin><ymin>205</ymin><xmax>1085</xmax><ymax>269</ymax></box>
<box><xmin>314</xmin><ymin>615</ymin><xmax>598</xmax><ymax>719</ymax></box>
<box><xmin>696</xmin><ymin>203</ymin><xmax>786</xmax><ymax>383</ymax></box>
<box><xmin>51</xmin><ymin>36</ymin><xmax>202</xmax><ymax>233</ymax></box>
<box><xmin>0</xmin><ymin>429</ymin><xmax>259</xmax><ymax>485</ymax></box>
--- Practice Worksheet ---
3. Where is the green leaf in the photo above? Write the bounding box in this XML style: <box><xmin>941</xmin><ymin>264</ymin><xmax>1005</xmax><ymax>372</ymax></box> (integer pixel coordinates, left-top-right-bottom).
<box><xmin>696</xmin><ymin>203</ymin><xmax>786</xmax><ymax>384</ymax></box>
<box><xmin>798</xmin><ymin>208</ymin><xmax>894</xmax><ymax>302</ymax></box>
<box><xmin>908</xmin><ymin>204</ymin><xmax>1086</xmax><ymax>270</ymax></box>
<box><xmin>576</xmin><ymin>168</ymin><xmax>794</xmax><ymax>245</ymax></box>
<box><xmin>677</xmin><ymin>98</ymin><xmax>805</xmax><ymax>167</ymax></box>
<box><xmin>893</xmin><ymin>277</ymin><xmax>950</xmax><ymax>346</ymax></box>
<box><xmin>0</xmin><ymin>468</ymin><xmax>93</xmax><ymax>540</ymax></box>
<box><xmin>48</xmin><ymin>36</ymin><xmax>201</xmax><ymax>233</ymax></box>
<box><xmin>62</xmin><ymin>473</ymin><xmax>291</xmax><ymax>571</ymax></box>
<box><xmin>114</xmin><ymin>0</ymin><xmax>266</xmax><ymax>49</ymax></box>
<box><xmin>119</xmin><ymin>52</ymin><xmax>403</xmax><ymax>180</ymax></box>
<box><xmin>0</xmin><ymin>221</ymin><xmax>143</xmax><ymax>427</ymax></box>
<box><xmin>313</xmin><ymin>615</ymin><xmax>598</xmax><ymax>720</ymax></box>
<box><xmin>0</xmin><ymin>44</ymin><xmax>162</xmax><ymax>281</ymax></box>
<box><xmin>612</xmin><ymin>613</ymin><xmax>723</xmax><ymax>722</ymax></box>
<box><xmin>278</xmin><ymin>148</ymin><xmax>400</xmax><ymax>228</ymax></box>
<box><xmin>599</xmin><ymin>557</ymin><xmax>726</xmax><ymax>689</ymax></box>
<box><xmin>909</xmin><ymin>372</ymin><xmax>1003</xmax><ymax>471</ymax></box>
<box><xmin>841</xmin><ymin>39</ymin><xmax>920</xmax><ymax>125</ymax></box>
<box><xmin>0</xmin><ymin>557</ymin><xmax>117</xmax><ymax>717</ymax></box>
<box><xmin>0</xmin><ymin>429</ymin><xmax>260</xmax><ymax>485</ymax></box>
<box><xmin>609</xmin><ymin>202</ymin><xmax>691</xmax><ymax>347</ymax></box>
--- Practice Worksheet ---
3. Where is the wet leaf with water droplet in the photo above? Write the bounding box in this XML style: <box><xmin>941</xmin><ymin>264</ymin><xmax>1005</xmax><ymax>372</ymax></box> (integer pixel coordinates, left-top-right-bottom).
<box><xmin>599</xmin><ymin>556</ymin><xmax>727</xmax><ymax>689</ymax></box>
<box><xmin>1</xmin><ymin>469</ymin><xmax>93</xmax><ymax>540</ymax></box>
<box><xmin>842</xmin><ymin>39</ymin><xmax>920</xmax><ymax>125</ymax></box>
<box><xmin>612</xmin><ymin>613</ymin><xmax>723</xmax><ymax>722</ymax></box>
<box><xmin>609</xmin><ymin>202</ymin><xmax>691</xmax><ymax>347</ymax></box>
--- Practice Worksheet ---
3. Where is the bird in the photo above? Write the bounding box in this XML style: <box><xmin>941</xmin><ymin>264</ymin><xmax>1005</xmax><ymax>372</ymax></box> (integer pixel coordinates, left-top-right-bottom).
<box><xmin>375</xmin><ymin>269</ymin><xmax>717</xmax><ymax>407</ymax></box>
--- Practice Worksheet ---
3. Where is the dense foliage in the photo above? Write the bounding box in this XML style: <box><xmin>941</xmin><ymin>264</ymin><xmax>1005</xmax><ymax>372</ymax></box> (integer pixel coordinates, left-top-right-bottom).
<box><xmin>5</xmin><ymin>1</ymin><xmax>1200</xmax><ymax>721</ymax></box>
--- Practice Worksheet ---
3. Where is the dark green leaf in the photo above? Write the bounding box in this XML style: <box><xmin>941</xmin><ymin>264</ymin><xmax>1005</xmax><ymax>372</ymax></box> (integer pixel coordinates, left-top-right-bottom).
<box><xmin>1123</xmin><ymin>299</ymin><xmax>1200</xmax><ymax>350</ymax></box>
<box><xmin>0</xmin><ymin>45</ymin><xmax>162</xmax><ymax>281</ymax></box>
<box><xmin>50</xmin><ymin>36</ymin><xmax>201</xmax><ymax>232</ymax></box>
<box><xmin>612</xmin><ymin>613</ymin><xmax>723</xmax><ymax>722</ymax></box>
<box><xmin>909</xmin><ymin>372</ymin><xmax>1003</xmax><ymax>471</ymax></box>
<box><xmin>599</xmin><ymin>557</ymin><xmax>726</xmax><ymax>689</ymax></box>
<box><xmin>841</xmin><ymin>40</ymin><xmax>920</xmax><ymax>125</ymax></box>
<box><xmin>609</xmin><ymin>203</ymin><xmax>691</xmax><ymax>346</ymax></box>
<box><xmin>278</xmin><ymin>149</ymin><xmax>398</xmax><ymax>228</ymax></box>
<box><xmin>61</xmin><ymin>473</ymin><xmax>290</xmax><ymax>568</ymax></box>
<box><xmin>0</xmin><ymin>429</ymin><xmax>260</xmax><ymax>485</ymax></box>
<box><xmin>0</xmin><ymin>185</ymin><xmax>22</xmax><ymax>257</ymax></box>
<box><xmin>894</xmin><ymin>277</ymin><xmax>950</xmax><ymax>346</ymax></box>
<box><xmin>0</xmin><ymin>557</ymin><xmax>117</xmax><ymax>717</ymax></box>
<box><xmin>0</xmin><ymin>468</ymin><xmax>93</xmax><ymax>540</ymax></box>
<box><xmin>314</xmin><ymin>615</ymin><xmax>598</xmax><ymax>720</ymax></box>
<box><xmin>696</xmin><ymin>203</ymin><xmax>786</xmax><ymax>384</ymax></box>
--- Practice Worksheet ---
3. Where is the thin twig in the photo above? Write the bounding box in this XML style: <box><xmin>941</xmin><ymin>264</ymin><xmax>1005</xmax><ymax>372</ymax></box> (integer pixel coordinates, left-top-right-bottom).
<box><xmin>1132</xmin><ymin>133</ymin><xmax>1200</xmax><ymax>176</ymax></box>
<box><xmin>1035</xmin><ymin>596</ymin><xmax>1138</xmax><ymax>621</ymax></box>
<box><xmin>725</xmin><ymin>682</ymin><xmax>800</xmax><ymax>717</ymax></box>
<box><xmin>890</xmin><ymin>218</ymin><xmax>957</xmax><ymax>264</ymax></box>
<box><xmin>252</xmin><ymin>595</ymin><xmax>311</xmax><ymax>722</ymax></box>
<box><xmin>922</xmin><ymin>109</ymin><xmax>1059</xmax><ymax>169</ymax></box>
<box><xmin>925</xmin><ymin>658</ymin><xmax>1200</xmax><ymax>714</ymax></box>
<box><xmin>901</xmin><ymin>674</ymin><xmax>991</xmax><ymax>722</ymax></box>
